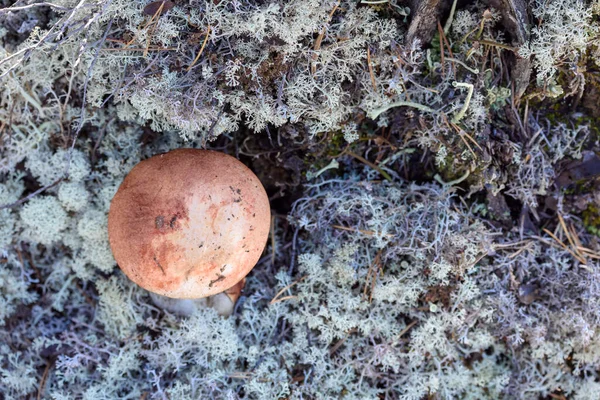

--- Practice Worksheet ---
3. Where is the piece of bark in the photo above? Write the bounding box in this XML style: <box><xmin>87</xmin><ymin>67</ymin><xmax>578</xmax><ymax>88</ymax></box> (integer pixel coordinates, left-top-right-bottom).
<box><xmin>486</xmin><ymin>190</ymin><xmax>513</xmax><ymax>228</ymax></box>
<box><xmin>487</xmin><ymin>0</ymin><xmax>528</xmax><ymax>45</ymax></box>
<box><xmin>510</xmin><ymin>57</ymin><xmax>532</xmax><ymax>100</ymax></box>
<box><xmin>486</xmin><ymin>0</ymin><xmax>531</xmax><ymax>99</ymax></box>
<box><xmin>405</xmin><ymin>0</ymin><xmax>451</xmax><ymax>47</ymax></box>
<box><xmin>555</xmin><ymin>151</ymin><xmax>600</xmax><ymax>189</ymax></box>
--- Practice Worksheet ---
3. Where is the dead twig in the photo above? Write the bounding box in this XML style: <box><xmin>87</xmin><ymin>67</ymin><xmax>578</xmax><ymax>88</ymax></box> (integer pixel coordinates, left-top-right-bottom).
<box><xmin>0</xmin><ymin>179</ymin><xmax>63</xmax><ymax>210</ymax></box>
<box><xmin>345</xmin><ymin>150</ymin><xmax>392</xmax><ymax>182</ymax></box>
<box><xmin>397</xmin><ymin>320</ymin><xmax>418</xmax><ymax>339</ymax></box>
<box><xmin>329</xmin><ymin>328</ymin><xmax>358</xmax><ymax>356</ymax></box>
<box><xmin>332</xmin><ymin>224</ymin><xmax>395</xmax><ymax>238</ymax></box>
<box><xmin>91</xmin><ymin>118</ymin><xmax>114</xmax><ymax>166</ymax></box>
<box><xmin>37</xmin><ymin>359</ymin><xmax>55</xmax><ymax>400</ymax></box>
<box><xmin>0</xmin><ymin>2</ymin><xmax>70</xmax><ymax>13</ymax></box>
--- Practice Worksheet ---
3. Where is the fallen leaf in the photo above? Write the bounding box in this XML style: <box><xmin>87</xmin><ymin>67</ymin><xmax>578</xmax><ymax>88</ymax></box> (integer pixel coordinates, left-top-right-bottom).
<box><xmin>143</xmin><ymin>1</ymin><xmax>175</xmax><ymax>16</ymax></box>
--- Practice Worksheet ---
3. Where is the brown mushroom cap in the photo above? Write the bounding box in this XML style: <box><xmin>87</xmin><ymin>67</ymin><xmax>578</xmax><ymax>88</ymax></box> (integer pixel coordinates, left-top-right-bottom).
<box><xmin>108</xmin><ymin>149</ymin><xmax>270</xmax><ymax>299</ymax></box>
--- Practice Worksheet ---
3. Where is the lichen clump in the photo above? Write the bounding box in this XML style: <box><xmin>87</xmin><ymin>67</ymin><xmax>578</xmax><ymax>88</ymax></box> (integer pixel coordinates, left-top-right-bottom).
<box><xmin>1</xmin><ymin>0</ymin><xmax>600</xmax><ymax>399</ymax></box>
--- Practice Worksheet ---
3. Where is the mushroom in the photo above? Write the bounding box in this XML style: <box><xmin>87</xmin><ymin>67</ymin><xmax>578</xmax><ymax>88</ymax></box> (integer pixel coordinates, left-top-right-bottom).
<box><xmin>108</xmin><ymin>149</ymin><xmax>270</xmax><ymax>315</ymax></box>
<box><xmin>147</xmin><ymin>278</ymin><xmax>246</xmax><ymax>317</ymax></box>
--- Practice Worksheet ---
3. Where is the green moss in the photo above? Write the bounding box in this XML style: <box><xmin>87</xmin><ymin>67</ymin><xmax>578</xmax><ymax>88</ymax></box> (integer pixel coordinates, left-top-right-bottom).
<box><xmin>300</xmin><ymin>130</ymin><xmax>348</xmax><ymax>180</ymax></box>
<box><xmin>436</xmin><ymin>159</ymin><xmax>466</xmax><ymax>183</ymax></box>
<box><xmin>583</xmin><ymin>204</ymin><xmax>600</xmax><ymax>237</ymax></box>
<box><xmin>325</xmin><ymin>131</ymin><xmax>347</xmax><ymax>157</ymax></box>
<box><xmin>563</xmin><ymin>176</ymin><xmax>597</xmax><ymax>195</ymax></box>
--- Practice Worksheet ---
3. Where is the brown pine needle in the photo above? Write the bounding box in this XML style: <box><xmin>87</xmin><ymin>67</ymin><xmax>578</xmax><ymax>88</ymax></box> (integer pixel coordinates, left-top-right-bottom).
<box><xmin>346</xmin><ymin>150</ymin><xmax>392</xmax><ymax>181</ymax></box>
<box><xmin>542</xmin><ymin>228</ymin><xmax>569</xmax><ymax>251</ymax></box>
<box><xmin>508</xmin><ymin>242</ymin><xmax>533</xmax><ymax>259</ymax></box>
<box><xmin>311</xmin><ymin>1</ymin><xmax>340</xmax><ymax>75</ymax></box>
<box><xmin>569</xmin><ymin>224</ymin><xmax>583</xmax><ymax>249</ymax></box>
<box><xmin>451</xmin><ymin>122</ymin><xmax>482</xmax><ymax>153</ymax></box>
<box><xmin>186</xmin><ymin>26</ymin><xmax>211</xmax><ymax>72</ymax></box>
<box><xmin>123</xmin><ymin>1</ymin><xmax>164</xmax><ymax>50</ymax></box>
<box><xmin>567</xmin><ymin>221</ymin><xmax>589</xmax><ymax>261</ymax></box>
<box><xmin>437</xmin><ymin>19</ymin><xmax>455</xmax><ymax>74</ymax></box>
<box><xmin>110</xmin><ymin>1</ymin><xmax>175</xmax><ymax>56</ymax></box>
<box><xmin>143</xmin><ymin>1</ymin><xmax>167</xmax><ymax>57</ymax></box>
<box><xmin>367</xmin><ymin>46</ymin><xmax>377</xmax><ymax>91</ymax></box>
<box><xmin>532</xmin><ymin>235</ymin><xmax>566</xmax><ymax>252</ymax></box>
<box><xmin>449</xmin><ymin>123</ymin><xmax>477</xmax><ymax>159</ymax></box>
<box><xmin>270</xmin><ymin>295</ymin><xmax>297</xmax><ymax>304</ymax></box>
<box><xmin>227</xmin><ymin>371</ymin><xmax>254</xmax><ymax>379</ymax></box>
<box><xmin>459</xmin><ymin>134</ymin><xmax>477</xmax><ymax>159</ymax></box>
<box><xmin>579</xmin><ymin>252</ymin><xmax>600</xmax><ymax>260</ymax></box>
<box><xmin>461</xmin><ymin>129</ymin><xmax>483</xmax><ymax>151</ymax></box>
<box><xmin>557</xmin><ymin>213</ymin><xmax>583</xmax><ymax>259</ymax></box>
<box><xmin>437</xmin><ymin>19</ymin><xmax>445</xmax><ymax>78</ymax></box>
<box><xmin>370</xmin><ymin>266</ymin><xmax>379</xmax><ymax>302</ymax></box>
<box><xmin>542</xmin><ymin>228</ymin><xmax>586</xmax><ymax>264</ymax></box>
<box><xmin>577</xmin><ymin>245</ymin><xmax>600</xmax><ymax>254</ymax></box>
<box><xmin>577</xmin><ymin>246</ymin><xmax>600</xmax><ymax>259</ymax></box>
<box><xmin>270</xmin><ymin>276</ymin><xmax>306</xmax><ymax>304</ymax></box>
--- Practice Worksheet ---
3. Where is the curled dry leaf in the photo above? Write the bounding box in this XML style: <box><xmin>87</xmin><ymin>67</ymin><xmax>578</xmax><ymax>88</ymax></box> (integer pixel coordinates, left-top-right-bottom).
<box><xmin>143</xmin><ymin>0</ymin><xmax>175</xmax><ymax>16</ymax></box>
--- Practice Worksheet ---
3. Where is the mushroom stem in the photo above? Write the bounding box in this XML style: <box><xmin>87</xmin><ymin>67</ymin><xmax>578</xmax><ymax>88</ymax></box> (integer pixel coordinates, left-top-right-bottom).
<box><xmin>149</xmin><ymin>278</ymin><xmax>246</xmax><ymax>317</ymax></box>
